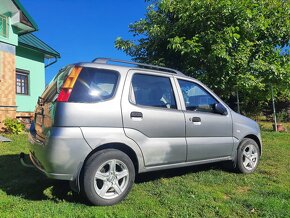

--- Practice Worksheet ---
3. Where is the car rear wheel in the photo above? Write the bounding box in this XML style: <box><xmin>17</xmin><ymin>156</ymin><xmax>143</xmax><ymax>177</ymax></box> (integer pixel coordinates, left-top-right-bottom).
<box><xmin>82</xmin><ymin>149</ymin><xmax>135</xmax><ymax>206</ymax></box>
<box><xmin>236</xmin><ymin>138</ymin><xmax>260</xmax><ymax>173</ymax></box>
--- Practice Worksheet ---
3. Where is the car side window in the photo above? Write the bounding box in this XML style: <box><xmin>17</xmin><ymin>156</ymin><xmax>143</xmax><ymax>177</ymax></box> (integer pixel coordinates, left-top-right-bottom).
<box><xmin>130</xmin><ymin>74</ymin><xmax>177</xmax><ymax>109</ymax></box>
<box><xmin>178</xmin><ymin>79</ymin><xmax>218</xmax><ymax>113</ymax></box>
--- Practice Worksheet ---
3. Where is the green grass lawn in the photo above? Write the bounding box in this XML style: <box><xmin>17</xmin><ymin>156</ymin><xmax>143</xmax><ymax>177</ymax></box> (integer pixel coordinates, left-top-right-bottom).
<box><xmin>0</xmin><ymin>131</ymin><xmax>289</xmax><ymax>217</ymax></box>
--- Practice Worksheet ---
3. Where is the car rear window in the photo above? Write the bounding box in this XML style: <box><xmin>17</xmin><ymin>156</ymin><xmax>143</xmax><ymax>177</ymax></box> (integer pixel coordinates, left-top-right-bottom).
<box><xmin>69</xmin><ymin>67</ymin><xmax>119</xmax><ymax>103</ymax></box>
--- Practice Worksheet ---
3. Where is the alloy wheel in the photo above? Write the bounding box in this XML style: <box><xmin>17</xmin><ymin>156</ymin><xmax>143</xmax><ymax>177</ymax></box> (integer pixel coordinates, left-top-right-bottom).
<box><xmin>242</xmin><ymin>144</ymin><xmax>258</xmax><ymax>171</ymax></box>
<box><xmin>94</xmin><ymin>159</ymin><xmax>129</xmax><ymax>199</ymax></box>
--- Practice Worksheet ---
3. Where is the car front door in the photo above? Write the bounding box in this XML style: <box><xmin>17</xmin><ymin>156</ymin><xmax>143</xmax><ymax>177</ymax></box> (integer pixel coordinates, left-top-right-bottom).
<box><xmin>176</xmin><ymin>78</ymin><xmax>234</xmax><ymax>162</ymax></box>
<box><xmin>121</xmin><ymin>71</ymin><xmax>186</xmax><ymax>167</ymax></box>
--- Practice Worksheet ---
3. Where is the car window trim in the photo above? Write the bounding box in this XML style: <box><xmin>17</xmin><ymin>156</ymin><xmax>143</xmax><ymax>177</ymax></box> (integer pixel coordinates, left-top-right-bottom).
<box><xmin>175</xmin><ymin>77</ymin><xmax>229</xmax><ymax>115</ymax></box>
<box><xmin>128</xmin><ymin>72</ymin><xmax>182</xmax><ymax>111</ymax></box>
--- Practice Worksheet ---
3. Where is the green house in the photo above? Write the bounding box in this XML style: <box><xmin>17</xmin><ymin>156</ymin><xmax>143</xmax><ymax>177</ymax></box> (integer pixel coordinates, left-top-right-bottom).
<box><xmin>0</xmin><ymin>0</ymin><xmax>60</xmax><ymax>128</ymax></box>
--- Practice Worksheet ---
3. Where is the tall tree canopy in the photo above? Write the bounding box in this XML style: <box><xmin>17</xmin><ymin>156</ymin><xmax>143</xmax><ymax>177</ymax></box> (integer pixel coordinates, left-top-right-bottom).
<box><xmin>115</xmin><ymin>0</ymin><xmax>290</xmax><ymax>113</ymax></box>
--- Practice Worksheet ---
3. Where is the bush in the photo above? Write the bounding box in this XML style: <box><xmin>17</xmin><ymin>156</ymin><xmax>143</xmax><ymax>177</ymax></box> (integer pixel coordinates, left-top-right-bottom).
<box><xmin>3</xmin><ymin>118</ymin><xmax>25</xmax><ymax>134</ymax></box>
<box><xmin>276</xmin><ymin>110</ymin><xmax>288</xmax><ymax>123</ymax></box>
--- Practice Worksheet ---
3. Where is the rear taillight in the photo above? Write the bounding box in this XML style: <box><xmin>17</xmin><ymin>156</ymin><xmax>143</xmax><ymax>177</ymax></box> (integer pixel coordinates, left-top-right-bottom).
<box><xmin>57</xmin><ymin>67</ymin><xmax>82</xmax><ymax>102</ymax></box>
<box><xmin>57</xmin><ymin>88</ymin><xmax>72</xmax><ymax>102</ymax></box>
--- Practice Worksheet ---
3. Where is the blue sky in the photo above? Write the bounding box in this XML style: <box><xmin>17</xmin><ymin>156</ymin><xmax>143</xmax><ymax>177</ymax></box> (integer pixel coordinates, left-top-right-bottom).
<box><xmin>21</xmin><ymin>0</ymin><xmax>148</xmax><ymax>83</ymax></box>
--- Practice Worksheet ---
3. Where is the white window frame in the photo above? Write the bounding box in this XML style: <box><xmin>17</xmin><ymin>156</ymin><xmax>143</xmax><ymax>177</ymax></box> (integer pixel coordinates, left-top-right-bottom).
<box><xmin>0</xmin><ymin>14</ymin><xmax>9</xmax><ymax>38</ymax></box>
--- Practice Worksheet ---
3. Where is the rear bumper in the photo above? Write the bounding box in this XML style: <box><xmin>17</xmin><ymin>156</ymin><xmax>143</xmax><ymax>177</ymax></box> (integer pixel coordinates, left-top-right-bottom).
<box><xmin>20</xmin><ymin>151</ymin><xmax>73</xmax><ymax>180</ymax></box>
<box><xmin>28</xmin><ymin>127</ymin><xmax>92</xmax><ymax>181</ymax></box>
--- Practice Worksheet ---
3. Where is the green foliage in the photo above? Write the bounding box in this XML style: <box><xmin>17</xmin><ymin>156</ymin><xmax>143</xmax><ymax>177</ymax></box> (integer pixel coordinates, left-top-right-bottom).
<box><xmin>3</xmin><ymin>118</ymin><xmax>25</xmax><ymax>134</ymax></box>
<box><xmin>115</xmin><ymin>0</ymin><xmax>290</xmax><ymax>113</ymax></box>
<box><xmin>276</xmin><ymin>109</ymin><xmax>288</xmax><ymax>122</ymax></box>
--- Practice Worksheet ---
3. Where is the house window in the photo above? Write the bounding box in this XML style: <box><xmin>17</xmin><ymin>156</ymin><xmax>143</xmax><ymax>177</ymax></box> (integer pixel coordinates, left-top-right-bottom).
<box><xmin>16</xmin><ymin>70</ymin><xmax>29</xmax><ymax>95</ymax></box>
<box><xmin>0</xmin><ymin>14</ymin><xmax>8</xmax><ymax>38</ymax></box>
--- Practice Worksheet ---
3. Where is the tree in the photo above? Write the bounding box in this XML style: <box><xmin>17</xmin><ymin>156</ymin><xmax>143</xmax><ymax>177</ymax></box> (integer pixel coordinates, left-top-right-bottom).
<box><xmin>115</xmin><ymin>0</ymin><xmax>290</xmax><ymax>114</ymax></box>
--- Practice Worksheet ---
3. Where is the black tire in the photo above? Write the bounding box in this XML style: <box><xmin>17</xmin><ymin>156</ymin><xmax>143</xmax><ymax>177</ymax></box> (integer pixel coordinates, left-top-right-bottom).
<box><xmin>82</xmin><ymin>149</ymin><xmax>135</xmax><ymax>206</ymax></box>
<box><xmin>236</xmin><ymin>138</ymin><xmax>260</xmax><ymax>174</ymax></box>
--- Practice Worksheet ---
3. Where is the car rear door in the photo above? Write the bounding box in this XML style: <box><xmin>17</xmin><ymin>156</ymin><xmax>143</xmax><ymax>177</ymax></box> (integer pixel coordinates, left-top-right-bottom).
<box><xmin>175</xmin><ymin>78</ymin><xmax>234</xmax><ymax>161</ymax></box>
<box><xmin>121</xmin><ymin>70</ymin><xmax>186</xmax><ymax>166</ymax></box>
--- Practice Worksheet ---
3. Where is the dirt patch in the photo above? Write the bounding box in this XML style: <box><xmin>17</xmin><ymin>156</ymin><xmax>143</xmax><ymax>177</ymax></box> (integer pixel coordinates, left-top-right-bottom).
<box><xmin>236</xmin><ymin>186</ymin><xmax>250</xmax><ymax>194</ymax></box>
<box><xmin>223</xmin><ymin>194</ymin><xmax>231</xmax><ymax>200</ymax></box>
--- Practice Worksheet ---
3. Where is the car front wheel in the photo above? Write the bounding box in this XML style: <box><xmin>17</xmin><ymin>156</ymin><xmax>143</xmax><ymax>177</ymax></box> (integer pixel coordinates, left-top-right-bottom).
<box><xmin>82</xmin><ymin>149</ymin><xmax>135</xmax><ymax>206</ymax></box>
<box><xmin>236</xmin><ymin>138</ymin><xmax>260</xmax><ymax>173</ymax></box>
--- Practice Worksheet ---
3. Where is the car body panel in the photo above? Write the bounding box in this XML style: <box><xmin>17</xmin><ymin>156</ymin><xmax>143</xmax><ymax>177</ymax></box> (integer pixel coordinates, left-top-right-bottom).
<box><xmin>29</xmin><ymin>127</ymin><xmax>92</xmax><ymax>180</ymax></box>
<box><xmin>80</xmin><ymin>127</ymin><xmax>146</xmax><ymax>171</ymax></box>
<box><xmin>173</xmin><ymin>76</ymin><xmax>234</xmax><ymax>161</ymax></box>
<box><xmin>123</xmin><ymin>128</ymin><xmax>187</xmax><ymax>166</ymax></box>
<box><xmin>54</xmin><ymin>101</ymin><xmax>123</xmax><ymax>128</ymax></box>
<box><xmin>231</xmin><ymin>111</ymin><xmax>262</xmax><ymax>157</ymax></box>
<box><xmin>121</xmin><ymin>70</ymin><xmax>187</xmax><ymax>166</ymax></box>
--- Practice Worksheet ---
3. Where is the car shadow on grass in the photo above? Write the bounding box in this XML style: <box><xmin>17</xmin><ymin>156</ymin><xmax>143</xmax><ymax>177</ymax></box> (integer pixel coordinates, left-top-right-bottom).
<box><xmin>0</xmin><ymin>154</ymin><xmax>234</xmax><ymax>204</ymax></box>
<box><xmin>0</xmin><ymin>154</ymin><xmax>87</xmax><ymax>204</ymax></box>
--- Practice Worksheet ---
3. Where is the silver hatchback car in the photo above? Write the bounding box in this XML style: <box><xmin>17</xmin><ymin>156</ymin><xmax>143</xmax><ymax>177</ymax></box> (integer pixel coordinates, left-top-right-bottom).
<box><xmin>24</xmin><ymin>58</ymin><xmax>262</xmax><ymax>206</ymax></box>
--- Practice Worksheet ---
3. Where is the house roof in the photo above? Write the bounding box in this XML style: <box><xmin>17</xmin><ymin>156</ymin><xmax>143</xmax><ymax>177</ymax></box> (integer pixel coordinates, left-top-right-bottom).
<box><xmin>0</xmin><ymin>0</ymin><xmax>38</xmax><ymax>34</ymax></box>
<box><xmin>12</xmin><ymin>0</ymin><xmax>38</xmax><ymax>32</ymax></box>
<box><xmin>19</xmin><ymin>33</ymin><xmax>60</xmax><ymax>58</ymax></box>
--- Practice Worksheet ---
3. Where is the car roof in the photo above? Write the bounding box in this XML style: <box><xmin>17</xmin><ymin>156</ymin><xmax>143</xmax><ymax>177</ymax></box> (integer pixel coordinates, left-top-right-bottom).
<box><xmin>75</xmin><ymin>58</ymin><xmax>189</xmax><ymax>78</ymax></box>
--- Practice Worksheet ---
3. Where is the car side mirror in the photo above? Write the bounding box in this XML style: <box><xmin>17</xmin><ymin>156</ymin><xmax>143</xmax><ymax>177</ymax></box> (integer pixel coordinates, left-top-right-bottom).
<box><xmin>214</xmin><ymin>103</ymin><xmax>228</xmax><ymax>115</ymax></box>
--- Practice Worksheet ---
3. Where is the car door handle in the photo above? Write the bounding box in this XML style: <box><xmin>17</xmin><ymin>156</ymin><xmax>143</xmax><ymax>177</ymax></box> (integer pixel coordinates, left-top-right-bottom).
<box><xmin>190</xmin><ymin>117</ymin><xmax>201</xmax><ymax>125</ymax></box>
<box><xmin>191</xmin><ymin>117</ymin><xmax>201</xmax><ymax>122</ymax></box>
<box><xmin>130</xmin><ymin>111</ymin><xmax>143</xmax><ymax>118</ymax></box>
